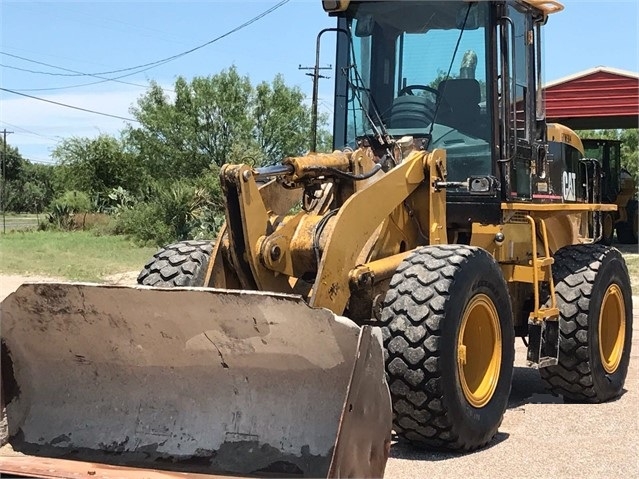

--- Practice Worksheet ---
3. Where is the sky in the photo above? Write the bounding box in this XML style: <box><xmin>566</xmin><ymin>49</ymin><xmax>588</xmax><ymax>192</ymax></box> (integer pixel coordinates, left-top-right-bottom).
<box><xmin>1</xmin><ymin>0</ymin><xmax>638</xmax><ymax>164</ymax></box>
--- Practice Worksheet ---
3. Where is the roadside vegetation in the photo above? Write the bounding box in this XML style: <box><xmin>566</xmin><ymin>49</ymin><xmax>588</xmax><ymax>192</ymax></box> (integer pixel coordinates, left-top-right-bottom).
<box><xmin>0</xmin><ymin>230</ymin><xmax>156</xmax><ymax>281</ymax></box>
<box><xmin>0</xmin><ymin>67</ymin><xmax>332</xmax><ymax>247</ymax></box>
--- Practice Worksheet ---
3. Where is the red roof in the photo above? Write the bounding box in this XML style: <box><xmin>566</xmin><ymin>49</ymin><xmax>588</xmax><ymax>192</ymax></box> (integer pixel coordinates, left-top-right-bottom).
<box><xmin>544</xmin><ymin>67</ymin><xmax>639</xmax><ymax>129</ymax></box>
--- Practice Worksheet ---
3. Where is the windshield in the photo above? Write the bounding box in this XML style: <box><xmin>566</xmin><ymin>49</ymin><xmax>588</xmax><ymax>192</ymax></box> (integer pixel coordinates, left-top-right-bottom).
<box><xmin>342</xmin><ymin>1</ymin><xmax>493</xmax><ymax>181</ymax></box>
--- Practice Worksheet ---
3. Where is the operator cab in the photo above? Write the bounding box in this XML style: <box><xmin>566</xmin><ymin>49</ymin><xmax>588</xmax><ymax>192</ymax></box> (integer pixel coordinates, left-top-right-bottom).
<box><xmin>328</xmin><ymin>0</ymin><xmax>555</xmax><ymax>228</ymax></box>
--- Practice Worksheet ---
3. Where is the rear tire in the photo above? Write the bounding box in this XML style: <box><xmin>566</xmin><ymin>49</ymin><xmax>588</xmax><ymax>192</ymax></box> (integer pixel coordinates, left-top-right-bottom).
<box><xmin>540</xmin><ymin>244</ymin><xmax>632</xmax><ymax>402</ymax></box>
<box><xmin>616</xmin><ymin>199</ymin><xmax>638</xmax><ymax>244</ymax></box>
<box><xmin>137</xmin><ymin>240</ymin><xmax>214</xmax><ymax>287</ymax></box>
<box><xmin>598</xmin><ymin>212</ymin><xmax>615</xmax><ymax>245</ymax></box>
<box><xmin>380</xmin><ymin>245</ymin><xmax>514</xmax><ymax>451</ymax></box>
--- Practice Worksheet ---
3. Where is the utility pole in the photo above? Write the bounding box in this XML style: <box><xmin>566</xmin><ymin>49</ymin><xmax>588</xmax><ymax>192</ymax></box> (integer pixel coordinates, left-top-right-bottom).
<box><xmin>299</xmin><ymin>29</ymin><xmax>334</xmax><ymax>153</ymax></box>
<box><xmin>298</xmin><ymin>63</ymin><xmax>331</xmax><ymax>153</ymax></box>
<box><xmin>2</xmin><ymin>129</ymin><xmax>14</xmax><ymax>234</ymax></box>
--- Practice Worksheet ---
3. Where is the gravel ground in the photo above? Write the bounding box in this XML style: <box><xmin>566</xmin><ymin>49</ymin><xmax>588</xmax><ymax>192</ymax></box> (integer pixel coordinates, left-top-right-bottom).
<box><xmin>385</xmin><ymin>296</ymin><xmax>639</xmax><ymax>479</ymax></box>
<box><xmin>0</xmin><ymin>276</ymin><xmax>637</xmax><ymax>478</ymax></box>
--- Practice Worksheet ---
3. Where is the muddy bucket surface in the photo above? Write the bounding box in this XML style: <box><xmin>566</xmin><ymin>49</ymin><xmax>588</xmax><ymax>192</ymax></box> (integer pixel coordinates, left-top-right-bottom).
<box><xmin>0</xmin><ymin>283</ymin><xmax>391</xmax><ymax>478</ymax></box>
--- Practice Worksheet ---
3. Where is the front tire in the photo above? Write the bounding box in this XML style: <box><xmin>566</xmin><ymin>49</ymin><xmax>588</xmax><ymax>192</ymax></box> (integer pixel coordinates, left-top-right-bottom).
<box><xmin>616</xmin><ymin>199</ymin><xmax>638</xmax><ymax>244</ymax></box>
<box><xmin>540</xmin><ymin>244</ymin><xmax>633</xmax><ymax>402</ymax></box>
<box><xmin>137</xmin><ymin>240</ymin><xmax>214</xmax><ymax>287</ymax></box>
<box><xmin>380</xmin><ymin>245</ymin><xmax>514</xmax><ymax>451</ymax></box>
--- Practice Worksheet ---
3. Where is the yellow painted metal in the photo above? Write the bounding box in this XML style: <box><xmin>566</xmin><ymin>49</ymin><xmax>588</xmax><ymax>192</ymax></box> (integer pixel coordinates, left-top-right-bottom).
<box><xmin>598</xmin><ymin>284</ymin><xmax>626</xmax><ymax>374</ymax></box>
<box><xmin>427</xmin><ymin>149</ymin><xmax>447</xmax><ymax>245</ymax></box>
<box><xmin>310</xmin><ymin>149</ymin><xmax>431</xmax><ymax>312</ymax></box>
<box><xmin>547</xmin><ymin>123</ymin><xmax>584</xmax><ymax>155</ymax></box>
<box><xmin>284</xmin><ymin>152</ymin><xmax>352</xmax><ymax>182</ymax></box>
<box><xmin>260</xmin><ymin>212</ymin><xmax>307</xmax><ymax>277</ymax></box>
<box><xmin>321</xmin><ymin>0</ymin><xmax>350</xmax><ymax>13</ymax></box>
<box><xmin>539</xmin><ymin>213</ymin><xmax>581</xmax><ymax>254</ymax></box>
<box><xmin>226</xmin><ymin>164</ymin><xmax>295</xmax><ymax>293</ymax></box>
<box><xmin>501</xmin><ymin>264</ymin><xmax>550</xmax><ymax>283</ymax></box>
<box><xmin>526</xmin><ymin>216</ymin><xmax>559</xmax><ymax>322</ymax></box>
<box><xmin>457</xmin><ymin>294</ymin><xmax>502</xmax><ymax>408</ymax></box>
<box><xmin>471</xmin><ymin>222</ymin><xmax>533</xmax><ymax>262</ymax></box>
<box><xmin>349</xmin><ymin>251</ymin><xmax>413</xmax><ymax>287</ymax></box>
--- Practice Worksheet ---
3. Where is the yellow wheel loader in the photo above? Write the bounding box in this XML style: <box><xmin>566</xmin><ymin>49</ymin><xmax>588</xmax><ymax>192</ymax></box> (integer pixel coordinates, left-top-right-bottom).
<box><xmin>1</xmin><ymin>0</ymin><xmax>633</xmax><ymax>477</ymax></box>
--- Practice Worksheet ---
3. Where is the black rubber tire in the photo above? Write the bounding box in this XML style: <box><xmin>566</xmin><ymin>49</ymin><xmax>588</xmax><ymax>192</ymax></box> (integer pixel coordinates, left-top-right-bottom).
<box><xmin>137</xmin><ymin>240</ymin><xmax>214</xmax><ymax>287</ymax></box>
<box><xmin>380</xmin><ymin>245</ymin><xmax>514</xmax><ymax>451</ymax></box>
<box><xmin>540</xmin><ymin>244</ymin><xmax>633</xmax><ymax>402</ymax></box>
<box><xmin>616</xmin><ymin>199</ymin><xmax>638</xmax><ymax>244</ymax></box>
<box><xmin>598</xmin><ymin>212</ymin><xmax>615</xmax><ymax>246</ymax></box>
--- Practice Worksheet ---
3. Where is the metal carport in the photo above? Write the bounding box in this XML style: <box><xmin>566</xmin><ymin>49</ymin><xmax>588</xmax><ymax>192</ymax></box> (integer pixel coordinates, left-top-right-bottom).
<box><xmin>544</xmin><ymin>66</ymin><xmax>639</xmax><ymax>129</ymax></box>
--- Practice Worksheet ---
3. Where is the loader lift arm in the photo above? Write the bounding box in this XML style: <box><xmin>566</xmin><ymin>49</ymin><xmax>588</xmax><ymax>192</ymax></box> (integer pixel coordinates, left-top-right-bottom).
<box><xmin>216</xmin><ymin>147</ymin><xmax>448</xmax><ymax>315</ymax></box>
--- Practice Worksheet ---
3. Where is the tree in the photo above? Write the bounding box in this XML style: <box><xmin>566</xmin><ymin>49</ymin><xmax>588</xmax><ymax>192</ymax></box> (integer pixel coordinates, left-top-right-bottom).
<box><xmin>0</xmin><ymin>136</ymin><xmax>25</xmax><ymax>182</ymax></box>
<box><xmin>0</xmin><ymin>141</ymin><xmax>57</xmax><ymax>213</ymax></box>
<box><xmin>125</xmin><ymin>66</ymin><xmax>331</xmax><ymax>181</ymax></box>
<box><xmin>52</xmin><ymin>134</ymin><xmax>145</xmax><ymax>201</ymax></box>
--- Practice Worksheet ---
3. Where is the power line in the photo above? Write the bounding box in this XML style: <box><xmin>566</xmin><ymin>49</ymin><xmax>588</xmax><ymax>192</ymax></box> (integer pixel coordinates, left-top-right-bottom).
<box><xmin>1</xmin><ymin>57</ymin><xmax>152</xmax><ymax>91</ymax></box>
<box><xmin>0</xmin><ymin>121</ymin><xmax>60</xmax><ymax>141</ymax></box>
<box><xmin>0</xmin><ymin>88</ymin><xmax>139</xmax><ymax>123</ymax></box>
<box><xmin>0</xmin><ymin>0</ymin><xmax>290</xmax><ymax>83</ymax></box>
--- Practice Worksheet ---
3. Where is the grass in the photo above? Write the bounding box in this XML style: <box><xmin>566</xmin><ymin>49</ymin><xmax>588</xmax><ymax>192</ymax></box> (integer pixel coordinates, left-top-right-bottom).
<box><xmin>624</xmin><ymin>253</ymin><xmax>639</xmax><ymax>293</ymax></box>
<box><xmin>0</xmin><ymin>230</ymin><xmax>157</xmax><ymax>282</ymax></box>
<box><xmin>0</xmin><ymin>228</ymin><xmax>636</xmax><ymax>292</ymax></box>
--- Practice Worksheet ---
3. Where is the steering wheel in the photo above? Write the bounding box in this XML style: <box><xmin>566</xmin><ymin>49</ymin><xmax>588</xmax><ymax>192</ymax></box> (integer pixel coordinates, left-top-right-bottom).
<box><xmin>398</xmin><ymin>84</ymin><xmax>440</xmax><ymax>99</ymax></box>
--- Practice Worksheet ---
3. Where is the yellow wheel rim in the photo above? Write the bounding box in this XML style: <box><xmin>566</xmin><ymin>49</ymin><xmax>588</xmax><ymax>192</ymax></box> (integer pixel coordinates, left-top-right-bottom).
<box><xmin>598</xmin><ymin>284</ymin><xmax>625</xmax><ymax>374</ymax></box>
<box><xmin>457</xmin><ymin>294</ymin><xmax>502</xmax><ymax>408</ymax></box>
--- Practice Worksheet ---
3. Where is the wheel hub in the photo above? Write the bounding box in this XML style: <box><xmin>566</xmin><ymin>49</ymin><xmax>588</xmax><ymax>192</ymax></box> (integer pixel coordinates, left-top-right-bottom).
<box><xmin>457</xmin><ymin>294</ymin><xmax>502</xmax><ymax>408</ymax></box>
<box><xmin>599</xmin><ymin>283</ymin><xmax>625</xmax><ymax>374</ymax></box>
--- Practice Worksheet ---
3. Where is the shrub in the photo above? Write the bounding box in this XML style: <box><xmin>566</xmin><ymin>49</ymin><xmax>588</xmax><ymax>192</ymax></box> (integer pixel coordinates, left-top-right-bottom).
<box><xmin>52</xmin><ymin>190</ymin><xmax>92</xmax><ymax>213</ymax></box>
<box><xmin>115</xmin><ymin>203</ymin><xmax>174</xmax><ymax>246</ymax></box>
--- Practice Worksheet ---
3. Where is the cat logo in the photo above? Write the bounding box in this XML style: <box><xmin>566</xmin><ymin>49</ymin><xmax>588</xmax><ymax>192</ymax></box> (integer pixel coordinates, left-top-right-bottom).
<box><xmin>562</xmin><ymin>171</ymin><xmax>576</xmax><ymax>201</ymax></box>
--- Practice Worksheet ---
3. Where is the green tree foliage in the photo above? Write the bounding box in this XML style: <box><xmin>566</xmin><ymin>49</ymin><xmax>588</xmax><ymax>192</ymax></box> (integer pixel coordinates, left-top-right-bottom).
<box><xmin>126</xmin><ymin>66</ymin><xmax>331</xmax><ymax>180</ymax></box>
<box><xmin>577</xmin><ymin>129</ymin><xmax>638</xmax><ymax>185</ymax></box>
<box><xmin>1</xmin><ymin>140</ymin><xmax>57</xmax><ymax>213</ymax></box>
<box><xmin>52</xmin><ymin>135</ymin><xmax>145</xmax><ymax>201</ymax></box>
<box><xmin>0</xmin><ymin>137</ymin><xmax>25</xmax><ymax>182</ymax></box>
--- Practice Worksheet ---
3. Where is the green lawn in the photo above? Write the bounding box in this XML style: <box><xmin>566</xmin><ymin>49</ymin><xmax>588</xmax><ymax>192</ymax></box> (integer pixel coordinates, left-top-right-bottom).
<box><xmin>0</xmin><ymin>230</ymin><xmax>157</xmax><ymax>282</ymax></box>
<box><xmin>624</xmin><ymin>253</ymin><xmax>639</xmax><ymax>293</ymax></box>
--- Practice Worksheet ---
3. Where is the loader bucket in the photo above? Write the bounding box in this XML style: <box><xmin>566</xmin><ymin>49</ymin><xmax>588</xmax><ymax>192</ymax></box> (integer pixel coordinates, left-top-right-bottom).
<box><xmin>0</xmin><ymin>283</ymin><xmax>391</xmax><ymax>478</ymax></box>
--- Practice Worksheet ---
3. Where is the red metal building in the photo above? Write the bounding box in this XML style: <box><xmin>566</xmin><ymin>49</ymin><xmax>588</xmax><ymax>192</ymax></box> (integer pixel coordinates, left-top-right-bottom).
<box><xmin>544</xmin><ymin>66</ymin><xmax>639</xmax><ymax>130</ymax></box>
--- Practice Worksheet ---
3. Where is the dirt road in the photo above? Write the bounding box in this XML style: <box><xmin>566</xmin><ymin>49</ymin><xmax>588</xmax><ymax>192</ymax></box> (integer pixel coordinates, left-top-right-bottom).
<box><xmin>1</xmin><ymin>276</ymin><xmax>637</xmax><ymax>478</ymax></box>
<box><xmin>385</xmin><ymin>296</ymin><xmax>639</xmax><ymax>479</ymax></box>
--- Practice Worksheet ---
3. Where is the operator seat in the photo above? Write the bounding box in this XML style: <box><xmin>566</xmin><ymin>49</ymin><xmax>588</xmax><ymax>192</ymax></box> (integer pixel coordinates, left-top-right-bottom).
<box><xmin>436</xmin><ymin>79</ymin><xmax>483</xmax><ymax>137</ymax></box>
<box><xmin>389</xmin><ymin>95</ymin><xmax>435</xmax><ymax>129</ymax></box>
